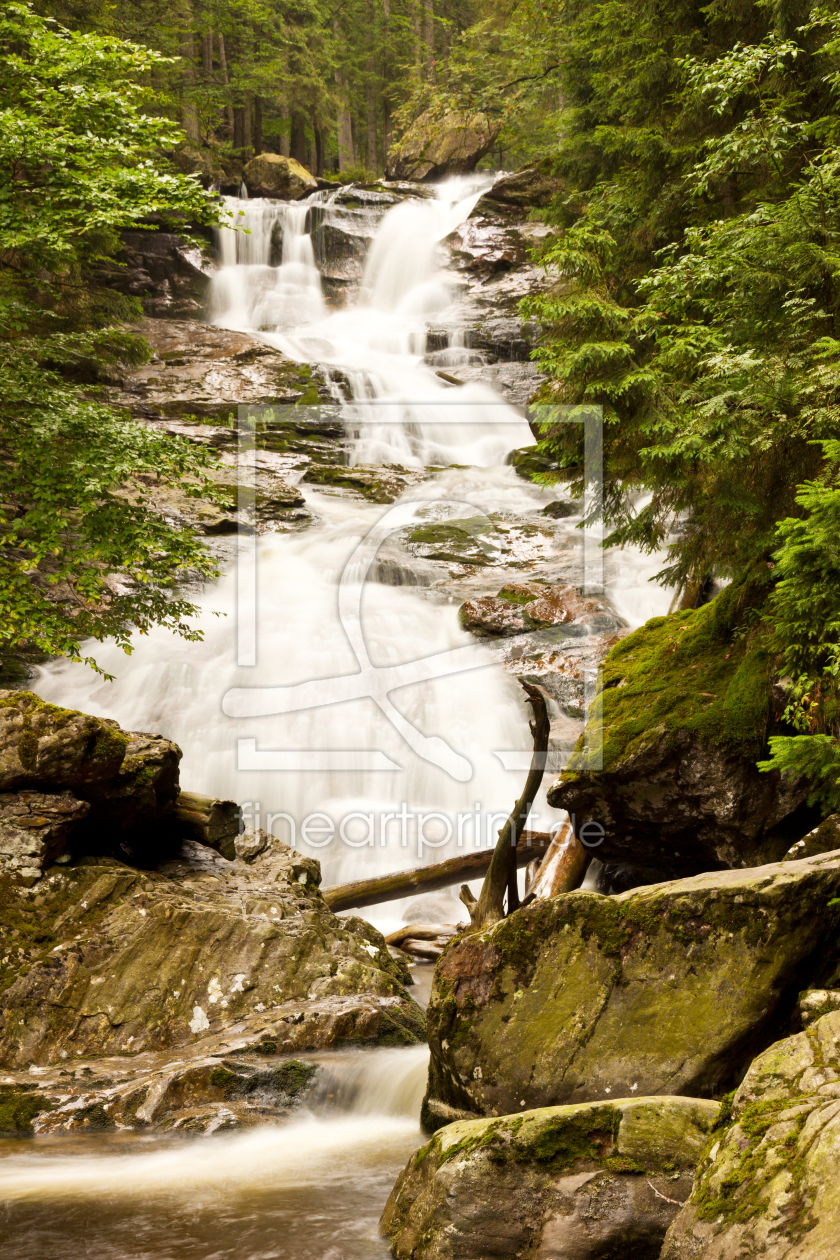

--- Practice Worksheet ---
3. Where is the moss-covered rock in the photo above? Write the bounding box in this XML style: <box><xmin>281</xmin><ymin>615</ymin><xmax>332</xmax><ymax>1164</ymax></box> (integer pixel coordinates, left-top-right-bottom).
<box><xmin>381</xmin><ymin>1095</ymin><xmax>718</xmax><ymax>1260</ymax></box>
<box><xmin>547</xmin><ymin>580</ymin><xmax>810</xmax><ymax>875</ymax></box>
<box><xmin>662</xmin><ymin>1010</ymin><xmax>840</xmax><ymax>1258</ymax></box>
<box><xmin>385</xmin><ymin>111</ymin><xmax>499</xmax><ymax>181</ymax></box>
<box><xmin>485</xmin><ymin>159</ymin><xmax>565</xmax><ymax>209</ymax></box>
<box><xmin>242</xmin><ymin>153</ymin><xmax>317</xmax><ymax>200</ymax></box>
<box><xmin>422</xmin><ymin>852</ymin><xmax>840</xmax><ymax>1126</ymax></box>
<box><xmin>302</xmin><ymin>462</ymin><xmax>422</xmax><ymax>503</ymax></box>
<box><xmin>0</xmin><ymin>832</ymin><xmax>423</xmax><ymax>1069</ymax></box>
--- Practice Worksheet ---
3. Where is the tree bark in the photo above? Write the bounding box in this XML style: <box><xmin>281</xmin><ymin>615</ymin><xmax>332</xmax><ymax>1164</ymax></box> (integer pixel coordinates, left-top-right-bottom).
<box><xmin>321</xmin><ymin>830</ymin><xmax>551</xmax><ymax>913</ymax></box>
<box><xmin>290</xmin><ymin>112</ymin><xmax>307</xmax><ymax>166</ymax></box>
<box><xmin>253</xmin><ymin>95</ymin><xmax>263</xmax><ymax>156</ymax></box>
<box><xmin>461</xmin><ymin>681</ymin><xmax>551</xmax><ymax>933</ymax></box>
<box><xmin>524</xmin><ymin>819</ymin><xmax>589</xmax><ymax>902</ymax></box>
<box><xmin>423</xmin><ymin>0</ymin><xmax>435</xmax><ymax>82</ymax></box>
<box><xmin>180</xmin><ymin>6</ymin><xmax>201</xmax><ymax>144</ymax></box>
<box><xmin>218</xmin><ymin>33</ymin><xmax>234</xmax><ymax>131</ymax></box>
<box><xmin>174</xmin><ymin>791</ymin><xmax>241</xmax><ymax>861</ymax></box>
<box><xmin>201</xmin><ymin>29</ymin><xmax>213</xmax><ymax>76</ymax></box>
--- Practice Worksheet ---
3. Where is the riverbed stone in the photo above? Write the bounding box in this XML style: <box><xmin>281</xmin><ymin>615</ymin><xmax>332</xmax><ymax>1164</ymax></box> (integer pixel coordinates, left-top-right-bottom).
<box><xmin>0</xmin><ymin>833</ymin><xmax>423</xmax><ymax>1070</ymax></box>
<box><xmin>381</xmin><ymin>1095</ymin><xmax>718</xmax><ymax>1260</ymax></box>
<box><xmin>547</xmin><ymin>582</ymin><xmax>811</xmax><ymax>876</ymax></box>
<box><xmin>661</xmin><ymin>1009</ymin><xmax>840</xmax><ymax>1259</ymax></box>
<box><xmin>486</xmin><ymin>158</ymin><xmax>565</xmax><ymax>209</ymax></box>
<box><xmin>242</xmin><ymin>153</ymin><xmax>318</xmax><ymax>200</ymax></box>
<box><xmin>422</xmin><ymin>851</ymin><xmax>840</xmax><ymax>1127</ymax></box>
<box><xmin>302</xmin><ymin>462</ymin><xmax>423</xmax><ymax>503</ymax></box>
<box><xmin>386</xmin><ymin>111</ymin><xmax>499</xmax><ymax>181</ymax></box>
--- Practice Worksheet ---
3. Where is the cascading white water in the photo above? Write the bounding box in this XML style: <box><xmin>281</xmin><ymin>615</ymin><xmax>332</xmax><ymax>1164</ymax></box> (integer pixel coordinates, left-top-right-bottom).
<box><xmin>34</xmin><ymin>177</ymin><xmax>672</xmax><ymax>918</ymax></box>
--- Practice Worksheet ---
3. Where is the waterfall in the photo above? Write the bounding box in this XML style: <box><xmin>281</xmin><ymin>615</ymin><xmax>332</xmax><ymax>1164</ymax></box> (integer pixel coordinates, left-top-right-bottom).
<box><xmin>33</xmin><ymin>178</ymin><xmax>672</xmax><ymax>926</ymax></box>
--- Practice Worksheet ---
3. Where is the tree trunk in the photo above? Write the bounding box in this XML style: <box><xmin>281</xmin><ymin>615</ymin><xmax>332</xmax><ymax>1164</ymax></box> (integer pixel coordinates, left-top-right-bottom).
<box><xmin>180</xmin><ymin>9</ymin><xmax>201</xmax><ymax>145</ymax></box>
<box><xmin>460</xmin><ymin>681</ymin><xmax>551</xmax><ymax>932</ymax></box>
<box><xmin>424</xmin><ymin>0</ymin><xmax>435</xmax><ymax>82</ymax></box>
<box><xmin>233</xmin><ymin>106</ymin><xmax>246</xmax><ymax>150</ymax></box>
<box><xmin>321</xmin><ymin>830</ymin><xmax>551</xmax><ymax>913</ymax></box>
<box><xmin>280</xmin><ymin>112</ymin><xmax>291</xmax><ymax>157</ymax></box>
<box><xmin>201</xmin><ymin>29</ymin><xmax>213</xmax><ymax>76</ymax></box>
<box><xmin>253</xmin><ymin>95</ymin><xmax>263</xmax><ymax>156</ymax></box>
<box><xmin>525</xmin><ymin>819</ymin><xmax>589</xmax><ymax>902</ymax></box>
<box><xmin>411</xmin><ymin>0</ymin><xmax>422</xmax><ymax>74</ymax></box>
<box><xmin>218</xmin><ymin>33</ymin><xmax>234</xmax><ymax>131</ymax></box>
<box><xmin>313</xmin><ymin>122</ymin><xmax>325</xmax><ymax>176</ymax></box>
<box><xmin>174</xmin><ymin>791</ymin><xmax>241</xmax><ymax>861</ymax></box>
<box><xmin>290</xmin><ymin>112</ymin><xmax>307</xmax><ymax>166</ymax></box>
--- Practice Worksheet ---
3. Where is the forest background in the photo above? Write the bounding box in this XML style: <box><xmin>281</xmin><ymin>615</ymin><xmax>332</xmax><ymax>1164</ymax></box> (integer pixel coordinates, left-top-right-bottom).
<box><xmin>6</xmin><ymin>0</ymin><xmax>840</xmax><ymax>800</ymax></box>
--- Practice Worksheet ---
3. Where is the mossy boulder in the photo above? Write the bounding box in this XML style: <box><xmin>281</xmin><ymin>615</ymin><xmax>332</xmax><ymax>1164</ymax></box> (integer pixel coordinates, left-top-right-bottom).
<box><xmin>422</xmin><ymin>852</ymin><xmax>840</xmax><ymax>1127</ymax></box>
<box><xmin>242</xmin><ymin>153</ymin><xmax>317</xmax><ymax>200</ymax></box>
<box><xmin>302</xmin><ymin>462</ymin><xmax>422</xmax><ymax>503</ymax></box>
<box><xmin>0</xmin><ymin>832</ymin><xmax>423</xmax><ymax>1068</ymax></box>
<box><xmin>547</xmin><ymin>581</ymin><xmax>810</xmax><ymax>876</ymax></box>
<box><xmin>386</xmin><ymin>110</ymin><xmax>499</xmax><ymax>181</ymax></box>
<box><xmin>0</xmin><ymin>693</ymin><xmax>181</xmax><ymax>876</ymax></box>
<box><xmin>381</xmin><ymin>1096</ymin><xmax>718</xmax><ymax>1260</ymax></box>
<box><xmin>662</xmin><ymin>1010</ymin><xmax>840</xmax><ymax>1258</ymax></box>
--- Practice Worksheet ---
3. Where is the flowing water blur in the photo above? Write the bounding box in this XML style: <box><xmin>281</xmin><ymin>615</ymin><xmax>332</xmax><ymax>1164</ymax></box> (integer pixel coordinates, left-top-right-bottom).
<box><xmin>0</xmin><ymin>1046</ymin><xmax>429</xmax><ymax>1259</ymax></box>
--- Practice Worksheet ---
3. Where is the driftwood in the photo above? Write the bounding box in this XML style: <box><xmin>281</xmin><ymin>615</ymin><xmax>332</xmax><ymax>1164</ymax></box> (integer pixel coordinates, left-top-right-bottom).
<box><xmin>461</xmin><ymin>680</ymin><xmax>551</xmax><ymax>932</ymax></box>
<box><xmin>385</xmin><ymin>923</ymin><xmax>458</xmax><ymax>947</ymax></box>
<box><xmin>321</xmin><ymin>830</ymin><xmax>551</xmax><ymax>913</ymax></box>
<box><xmin>174</xmin><ymin>791</ymin><xmax>241</xmax><ymax>860</ymax></box>
<box><xmin>525</xmin><ymin>818</ymin><xmax>589</xmax><ymax>902</ymax></box>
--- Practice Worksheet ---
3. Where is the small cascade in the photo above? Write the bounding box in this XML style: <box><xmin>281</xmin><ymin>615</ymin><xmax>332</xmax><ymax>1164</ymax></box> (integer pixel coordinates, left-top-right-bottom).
<box><xmin>212</xmin><ymin>195</ymin><xmax>326</xmax><ymax>329</ymax></box>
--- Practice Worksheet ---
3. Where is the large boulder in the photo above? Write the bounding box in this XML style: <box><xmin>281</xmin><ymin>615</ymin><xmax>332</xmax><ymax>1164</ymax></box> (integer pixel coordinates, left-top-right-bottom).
<box><xmin>422</xmin><ymin>852</ymin><xmax>840</xmax><ymax>1128</ymax></box>
<box><xmin>0</xmin><ymin>832</ymin><xmax>423</xmax><ymax>1071</ymax></box>
<box><xmin>485</xmin><ymin>158</ymin><xmax>564</xmax><ymax>208</ymax></box>
<box><xmin>382</xmin><ymin>1096</ymin><xmax>719</xmax><ymax>1260</ymax></box>
<box><xmin>242</xmin><ymin>153</ymin><xmax>317</xmax><ymax>200</ymax></box>
<box><xmin>0</xmin><ymin>692</ymin><xmax>182</xmax><ymax>876</ymax></box>
<box><xmin>547</xmin><ymin>582</ymin><xmax>811</xmax><ymax>877</ymax></box>
<box><xmin>662</xmin><ymin>1009</ymin><xmax>840</xmax><ymax>1258</ymax></box>
<box><xmin>386</xmin><ymin>111</ymin><xmax>499</xmax><ymax>181</ymax></box>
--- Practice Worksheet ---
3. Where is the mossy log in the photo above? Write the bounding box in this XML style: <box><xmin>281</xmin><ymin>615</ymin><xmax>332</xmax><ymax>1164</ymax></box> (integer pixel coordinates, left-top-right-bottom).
<box><xmin>173</xmin><ymin>790</ymin><xmax>241</xmax><ymax>860</ymax></box>
<box><xmin>321</xmin><ymin>830</ymin><xmax>551</xmax><ymax>913</ymax></box>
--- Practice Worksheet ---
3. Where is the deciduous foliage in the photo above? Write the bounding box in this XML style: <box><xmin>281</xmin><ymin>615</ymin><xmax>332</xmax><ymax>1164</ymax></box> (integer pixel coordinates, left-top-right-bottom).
<box><xmin>0</xmin><ymin>4</ymin><xmax>222</xmax><ymax>673</ymax></box>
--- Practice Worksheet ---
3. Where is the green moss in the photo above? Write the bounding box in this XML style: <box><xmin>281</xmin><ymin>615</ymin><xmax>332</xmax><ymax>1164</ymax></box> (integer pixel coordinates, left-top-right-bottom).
<box><xmin>269</xmin><ymin>1060</ymin><xmax>318</xmax><ymax>1095</ymax></box>
<box><xmin>564</xmin><ymin>575</ymin><xmax>774</xmax><ymax>777</ymax></box>
<box><xmin>0</xmin><ymin>1086</ymin><xmax>52</xmax><ymax>1136</ymax></box>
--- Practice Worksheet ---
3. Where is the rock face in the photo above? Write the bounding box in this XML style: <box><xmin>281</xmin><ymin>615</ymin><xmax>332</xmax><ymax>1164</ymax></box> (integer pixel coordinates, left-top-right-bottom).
<box><xmin>0</xmin><ymin>692</ymin><xmax>180</xmax><ymax>877</ymax></box>
<box><xmin>422</xmin><ymin>853</ymin><xmax>840</xmax><ymax>1128</ymax></box>
<box><xmin>386</xmin><ymin>111</ymin><xmax>499</xmax><ymax>181</ymax></box>
<box><xmin>382</xmin><ymin>1096</ymin><xmax>718</xmax><ymax>1260</ymax></box>
<box><xmin>486</xmin><ymin>158</ymin><xmax>565</xmax><ymax>209</ymax></box>
<box><xmin>662</xmin><ymin>1009</ymin><xmax>840</xmax><ymax>1258</ymax></box>
<box><xmin>98</xmin><ymin>230</ymin><xmax>213</xmax><ymax>319</ymax></box>
<box><xmin>547</xmin><ymin>583</ymin><xmax>811</xmax><ymax>876</ymax></box>
<box><xmin>242</xmin><ymin>153</ymin><xmax>318</xmax><ymax>200</ymax></box>
<box><xmin>0</xmin><ymin>832</ymin><xmax>423</xmax><ymax>1078</ymax></box>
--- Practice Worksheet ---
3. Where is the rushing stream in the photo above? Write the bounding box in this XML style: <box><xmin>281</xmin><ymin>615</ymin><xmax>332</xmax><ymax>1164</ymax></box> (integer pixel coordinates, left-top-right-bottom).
<box><xmin>6</xmin><ymin>176</ymin><xmax>673</xmax><ymax>1257</ymax></box>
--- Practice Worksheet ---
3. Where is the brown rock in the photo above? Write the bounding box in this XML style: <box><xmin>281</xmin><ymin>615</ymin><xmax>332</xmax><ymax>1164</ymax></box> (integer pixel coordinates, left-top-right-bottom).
<box><xmin>386</xmin><ymin>111</ymin><xmax>499</xmax><ymax>181</ymax></box>
<box><xmin>242</xmin><ymin>153</ymin><xmax>318</xmax><ymax>200</ymax></box>
<box><xmin>0</xmin><ymin>791</ymin><xmax>89</xmax><ymax>882</ymax></box>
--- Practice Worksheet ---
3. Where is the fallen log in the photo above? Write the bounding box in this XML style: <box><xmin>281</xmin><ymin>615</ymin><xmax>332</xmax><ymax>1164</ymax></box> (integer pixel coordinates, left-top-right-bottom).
<box><xmin>321</xmin><ymin>830</ymin><xmax>551</xmax><ymax>913</ymax></box>
<box><xmin>524</xmin><ymin>819</ymin><xmax>588</xmax><ymax>902</ymax></box>
<box><xmin>385</xmin><ymin>923</ymin><xmax>459</xmax><ymax>947</ymax></box>
<box><xmin>174</xmin><ymin>791</ymin><xmax>241</xmax><ymax>860</ymax></box>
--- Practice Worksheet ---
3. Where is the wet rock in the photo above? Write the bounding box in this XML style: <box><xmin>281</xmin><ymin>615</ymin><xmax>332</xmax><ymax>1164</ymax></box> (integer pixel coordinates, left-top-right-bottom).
<box><xmin>382</xmin><ymin>1096</ymin><xmax>718</xmax><ymax>1260</ymax></box>
<box><xmin>547</xmin><ymin>584</ymin><xmax>812</xmax><ymax>876</ymax></box>
<box><xmin>507</xmin><ymin>444</ymin><xmax>561</xmax><ymax>480</ymax></box>
<box><xmin>311</xmin><ymin>217</ymin><xmax>373</xmax><ymax>288</ymax></box>
<box><xmin>594</xmin><ymin>861</ymin><xmax>672</xmax><ymax>895</ymax></box>
<box><xmin>449</xmin><ymin>218</ymin><xmax>527</xmax><ymax>274</ymax></box>
<box><xmin>242</xmin><ymin>153</ymin><xmax>318</xmax><ymax>200</ymax></box>
<box><xmin>661</xmin><ymin>1009</ymin><xmax>840</xmax><ymax>1259</ymax></box>
<box><xmin>485</xmin><ymin>158</ymin><xmax>565</xmax><ymax>209</ymax></box>
<box><xmin>386</xmin><ymin>111</ymin><xmax>499</xmax><ymax>181</ymax></box>
<box><xmin>96</xmin><ymin>230</ymin><xmax>213</xmax><ymax>319</ymax></box>
<box><xmin>0</xmin><ymin>792</ymin><xmax>89</xmax><ymax>884</ymax></box>
<box><xmin>458</xmin><ymin>596</ymin><xmax>531</xmax><ymax>637</ymax></box>
<box><xmin>0</xmin><ymin>833</ymin><xmax>423</xmax><ymax>1070</ymax></box>
<box><xmin>458</xmin><ymin>584</ymin><xmax>622</xmax><ymax>639</ymax></box>
<box><xmin>302</xmin><ymin>463</ymin><xmax>423</xmax><ymax>503</ymax></box>
<box><xmin>422</xmin><ymin>852</ymin><xmax>840</xmax><ymax>1125</ymax></box>
<box><xmin>116</xmin><ymin>319</ymin><xmax>328</xmax><ymax>426</ymax></box>
<box><xmin>541</xmin><ymin>498</ymin><xmax>580</xmax><ymax>519</ymax></box>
